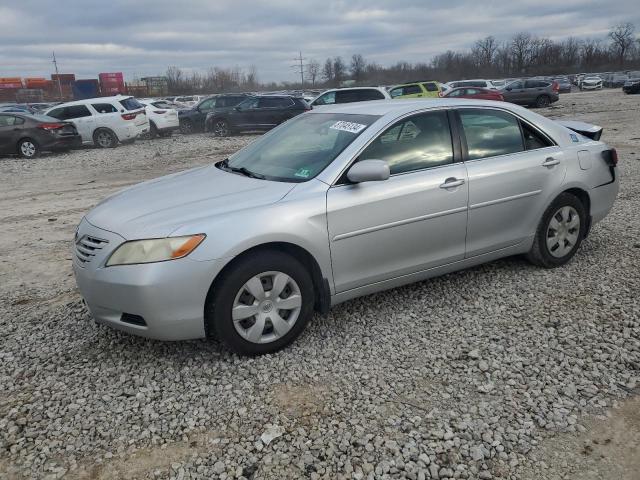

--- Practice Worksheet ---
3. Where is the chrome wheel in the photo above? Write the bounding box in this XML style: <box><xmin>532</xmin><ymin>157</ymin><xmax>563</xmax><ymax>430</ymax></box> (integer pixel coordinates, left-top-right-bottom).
<box><xmin>232</xmin><ymin>271</ymin><xmax>302</xmax><ymax>344</ymax></box>
<box><xmin>546</xmin><ymin>206</ymin><xmax>580</xmax><ymax>258</ymax></box>
<box><xmin>20</xmin><ymin>140</ymin><xmax>36</xmax><ymax>157</ymax></box>
<box><xmin>96</xmin><ymin>131</ymin><xmax>114</xmax><ymax>147</ymax></box>
<box><xmin>213</xmin><ymin>120</ymin><xmax>229</xmax><ymax>137</ymax></box>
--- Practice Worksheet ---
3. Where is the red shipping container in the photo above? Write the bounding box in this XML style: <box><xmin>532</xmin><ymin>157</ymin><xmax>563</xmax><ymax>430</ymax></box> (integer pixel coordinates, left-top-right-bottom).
<box><xmin>51</xmin><ymin>74</ymin><xmax>76</xmax><ymax>86</ymax></box>
<box><xmin>0</xmin><ymin>83</ymin><xmax>23</xmax><ymax>89</ymax></box>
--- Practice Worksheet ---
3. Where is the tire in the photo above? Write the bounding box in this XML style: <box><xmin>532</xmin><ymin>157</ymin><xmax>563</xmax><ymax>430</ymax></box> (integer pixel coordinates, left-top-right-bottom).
<box><xmin>149</xmin><ymin>121</ymin><xmax>159</xmax><ymax>138</ymax></box>
<box><xmin>535</xmin><ymin>95</ymin><xmax>551</xmax><ymax>108</ymax></box>
<box><xmin>206</xmin><ymin>251</ymin><xmax>315</xmax><ymax>355</ymax></box>
<box><xmin>212</xmin><ymin>119</ymin><xmax>230</xmax><ymax>137</ymax></box>
<box><xmin>526</xmin><ymin>193</ymin><xmax>587</xmax><ymax>268</ymax></box>
<box><xmin>17</xmin><ymin>138</ymin><xmax>39</xmax><ymax>158</ymax></box>
<box><xmin>180</xmin><ymin>119</ymin><xmax>194</xmax><ymax>135</ymax></box>
<box><xmin>93</xmin><ymin>128</ymin><xmax>118</xmax><ymax>148</ymax></box>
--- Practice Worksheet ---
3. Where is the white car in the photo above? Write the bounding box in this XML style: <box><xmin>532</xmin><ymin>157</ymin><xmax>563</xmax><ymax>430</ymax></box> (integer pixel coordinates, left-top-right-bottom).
<box><xmin>580</xmin><ymin>77</ymin><xmax>603</xmax><ymax>90</ymax></box>
<box><xmin>173</xmin><ymin>95</ymin><xmax>204</xmax><ymax>108</ymax></box>
<box><xmin>138</xmin><ymin>99</ymin><xmax>180</xmax><ymax>137</ymax></box>
<box><xmin>310</xmin><ymin>87</ymin><xmax>391</xmax><ymax>106</ymax></box>
<box><xmin>45</xmin><ymin>96</ymin><xmax>149</xmax><ymax>148</ymax></box>
<box><xmin>446</xmin><ymin>79</ymin><xmax>498</xmax><ymax>90</ymax></box>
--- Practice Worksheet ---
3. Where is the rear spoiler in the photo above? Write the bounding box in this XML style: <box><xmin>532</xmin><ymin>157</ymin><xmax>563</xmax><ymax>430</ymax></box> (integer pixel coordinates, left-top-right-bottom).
<box><xmin>557</xmin><ymin>120</ymin><xmax>603</xmax><ymax>141</ymax></box>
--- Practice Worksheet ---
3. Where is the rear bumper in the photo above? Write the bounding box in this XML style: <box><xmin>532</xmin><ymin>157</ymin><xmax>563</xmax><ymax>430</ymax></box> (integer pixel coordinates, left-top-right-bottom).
<box><xmin>43</xmin><ymin>135</ymin><xmax>82</xmax><ymax>150</ymax></box>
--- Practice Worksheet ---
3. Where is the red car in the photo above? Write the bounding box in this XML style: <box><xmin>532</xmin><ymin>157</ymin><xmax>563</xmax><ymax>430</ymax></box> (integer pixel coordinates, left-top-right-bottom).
<box><xmin>443</xmin><ymin>87</ymin><xmax>504</xmax><ymax>101</ymax></box>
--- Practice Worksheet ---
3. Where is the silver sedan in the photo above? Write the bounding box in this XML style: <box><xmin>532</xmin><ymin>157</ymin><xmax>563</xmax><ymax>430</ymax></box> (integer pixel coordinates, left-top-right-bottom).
<box><xmin>73</xmin><ymin>99</ymin><xmax>619</xmax><ymax>355</ymax></box>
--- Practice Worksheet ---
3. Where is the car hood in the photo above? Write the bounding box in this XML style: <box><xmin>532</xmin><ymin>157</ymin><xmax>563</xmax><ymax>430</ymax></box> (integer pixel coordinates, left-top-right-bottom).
<box><xmin>86</xmin><ymin>165</ymin><xmax>296</xmax><ymax>239</ymax></box>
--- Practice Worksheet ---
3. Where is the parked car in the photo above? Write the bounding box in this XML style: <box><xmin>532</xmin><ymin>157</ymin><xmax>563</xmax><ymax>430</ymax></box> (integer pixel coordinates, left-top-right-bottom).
<box><xmin>0</xmin><ymin>104</ymin><xmax>34</xmax><ymax>113</ymax></box>
<box><xmin>179</xmin><ymin>94</ymin><xmax>248</xmax><ymax>134</ymax></box>
<box><xmin>137</xmin><ymin>99</ymin><xmax>179</xmax><ymax>137</ymax></box>
<box><xmin>554</xmin><ymin>77</ymin><xmax>572</xmax><ymax>93</ymax></box>
<box><xmin>622</xmin><ymin>78</ymin><xmax>640</xmax><ymax>94</ymax></box>
<box><xmin>501</xmin><ymin>79</ymin><xmax>559</xmax><ymax>107</ymax></box>
<box><xmin>580</xmin><ymin>76</ymin><xmax>603</xmax><ymax>90</ymax></box>
<box><xmin>310</xmin><ymin>87</ymin><xmax>390</xmax><ymax>106</ymax></box>
<box><xmin>206</xmin><ymin>95</ymin><xmax>310</xmax><ymax>137</ymax></box>
<box><xmin>174</xmin><ymin>95</ymin><xmax>204</xmax><ymax>108</ymax></box>
<box><xmin>45</xmin><ymin>96</ymin><xmax>148</xmax><ymax>148</ymax></box>
<box><xmin>389</xmin><ymin>81</ymin><xmax>441</xmax><ymax>99</ymax></box>
<box><xmin>605</xmin><ymin>74</ymin><xmax>628</xmax><ymax>88</ymax></box>
<box><xmin>446</xmin><ymin>79</ymin><xmax>497</xmax><ymax>90</ymax></box>
<box><xmin>489</xmin><ymin>80</ymin><xmax>506</xmax><ymax>89</ymax></box>
<box><xmin>73</xmin><ymin>99</ymin><xmax>618</xmax><ymax>355</ymax></box>
<box><xmin>443</xmin><ymin>87</ymin><xmax>504</xmax><ymax>101</ymax></box>
<box><xmin>0</xmin><ymin>112</ymin><xmax>81</xmax><ymax>158</ymax></box>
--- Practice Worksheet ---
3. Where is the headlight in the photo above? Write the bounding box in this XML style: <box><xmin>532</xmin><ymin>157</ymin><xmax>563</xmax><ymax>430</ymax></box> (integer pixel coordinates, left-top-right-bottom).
<box><xmin>106</xmin><ymin>234</ymin><xmax>205</xmax><ymax>267</ymax></box>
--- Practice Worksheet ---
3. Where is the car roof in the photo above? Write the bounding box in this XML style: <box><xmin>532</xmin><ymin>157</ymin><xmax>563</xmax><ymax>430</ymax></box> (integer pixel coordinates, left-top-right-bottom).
<box><xmin>323</xmin><ymin>87</ymin><xmax>386</xmax><ymax>92</ymax></box>
<box><xmin>48</xmin><ymin>95</ymin><xmax>133</xmax><ymax>108</ymax></box>
<box><xmin>308</xmin><ymin>98</ymin><xmax>516</xmax><ymax>116</ymax></box>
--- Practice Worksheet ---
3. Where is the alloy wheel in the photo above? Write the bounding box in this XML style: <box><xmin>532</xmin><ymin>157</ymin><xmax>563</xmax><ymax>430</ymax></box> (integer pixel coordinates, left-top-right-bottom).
<box><xmin>20</xmin><ymin>141</ymin><xmax>36</xmax><ymax>157</ymax></box>
<box><xmin>546</xmin><ymin>206</ymin><xmax>580</xmax><ymax>258</ymax></box>
<box><xmin>232</xmin><ymin>271</ymin><xmax>302</xmax><ymax>344</ymax></box>
<box><xmin>97</xmin><ymin>131</ymin><xmax>113</xmax><ymax>147</ymax></box>
<box><xmin>214</xmin><ymin>120</ymin><xmax>229</xmax><ymax>137</ymax></box>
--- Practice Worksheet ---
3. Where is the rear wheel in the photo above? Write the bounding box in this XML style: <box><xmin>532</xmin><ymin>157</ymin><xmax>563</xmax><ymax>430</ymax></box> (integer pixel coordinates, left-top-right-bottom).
<box><xmin>535</xmin><ymin>95</ymin><xmax>551</xmax><ymax>108</ymax></box>
<box><xmin>206</xmin><ymin>251</ymin><xmax>314</xmax><ymax>355</ymax></box>
<box><xmin>18</xmin><ymin>138</ymin><xmax>39</xmax><ymax>158</ymax></box>
<box><xmin>93</xmin><ymin>128</ymin><xmax>118</xmax><ymax>148</ymax></box>
<box><xmin>526</xmin><ymin>193</ymin><xmax>586</xmax><ymax>268</ymax></box>
<box><xmin>212</xmin><ymin>119</ymin><xmax>230</xmax><ymax>137</ymax></box>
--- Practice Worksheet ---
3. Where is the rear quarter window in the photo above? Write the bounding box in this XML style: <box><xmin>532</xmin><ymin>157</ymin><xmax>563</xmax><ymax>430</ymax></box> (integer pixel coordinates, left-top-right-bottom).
<box><xmin>91</xmin><ymin>103</ymin><xmax>118</xmax><ymax>114</ymax></box>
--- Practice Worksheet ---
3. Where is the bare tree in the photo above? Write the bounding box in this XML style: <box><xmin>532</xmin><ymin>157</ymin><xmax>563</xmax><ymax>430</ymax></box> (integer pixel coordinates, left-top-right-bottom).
<box><xmin>511</xmin><ymin>32</ymin><xmax>533</xmax><ymax>73</ymax></box>
<box><xmin>609</xmin><ymin>22</ymin><xmax>636</xmax><ymax>66</ymax></box>
<box><xmin>245</xmin><ymin>65</ymin><xmax>258</xmax><ymax>89</ymax></box>
<box><xmin>322</xmin><ymin>58</ymin><xmax>334</xmax><ymax>84</ymax></box>
<box><xmin>333</xmin><ymin>56</ymin><xmax>346</xmax><ymax>85</ymax></box>
<box><xmin>473</xmin><ymin>36</ymin><xmax>497</xmax><ymax>70</ymax></box>
<box><xmin>350</xmin><ymin>54</ymin><xmax>367</xmax><ymax>83</ymax></box>
<box><xmin>306</xmin><ymin>59</ymin><xmax>320</xmax><ymax>86</ymax></box>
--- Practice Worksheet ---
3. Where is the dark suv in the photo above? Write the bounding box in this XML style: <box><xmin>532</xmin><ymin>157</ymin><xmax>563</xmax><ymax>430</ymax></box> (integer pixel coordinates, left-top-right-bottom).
<box><xmin>179</xmin><ymin>94</ymin><xmax>248</xmax><ymax>134</ymax></box>
<box><xmin>207</xmin><ymin>95</ymin><xmax>310</xmax><ymax>136</ymax></box>
<box><xmin>501</xmin><ymin>79</ymin><xmax>560</xmax><ymax>108</ymax></box>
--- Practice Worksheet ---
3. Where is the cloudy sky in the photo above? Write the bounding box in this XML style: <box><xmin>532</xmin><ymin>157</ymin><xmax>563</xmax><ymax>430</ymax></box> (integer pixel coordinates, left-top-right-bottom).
<box><xmin>0</xmin><ymin>0</ymin><xmax>637</xmax><ymax>83</ymax></box>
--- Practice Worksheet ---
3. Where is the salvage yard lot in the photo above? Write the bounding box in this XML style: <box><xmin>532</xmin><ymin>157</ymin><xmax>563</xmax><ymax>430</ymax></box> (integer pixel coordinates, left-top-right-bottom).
<box><xmin>1</xmin><ymin>90</ymin><xmax>639</xmax><ymax>479</ymax></box>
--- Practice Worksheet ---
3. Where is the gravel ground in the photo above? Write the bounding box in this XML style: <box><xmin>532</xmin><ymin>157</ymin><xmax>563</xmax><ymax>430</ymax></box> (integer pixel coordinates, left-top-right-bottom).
<box><xmin>1</xmin><ymin>90</ymin><xmax>639</xmax><ymax>480</ymax></box>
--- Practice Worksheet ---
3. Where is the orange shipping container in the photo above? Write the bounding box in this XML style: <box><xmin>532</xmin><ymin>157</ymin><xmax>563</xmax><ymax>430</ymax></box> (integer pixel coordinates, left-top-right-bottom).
<box><xmin>0</xmin><ymin>77</ymin><xmax>22</xmax><ymax>83</ymax></box>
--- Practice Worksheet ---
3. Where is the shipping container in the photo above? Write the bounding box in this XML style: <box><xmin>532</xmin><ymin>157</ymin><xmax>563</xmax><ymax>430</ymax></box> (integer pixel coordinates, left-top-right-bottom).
<box><xmin>16</xmin><ymin>89</ymin><xmax>44</xmax><ymax>103</ymax></box>
<box><xmin>0</xmin><ymin>77</ymin><xmax>22</xmax><ymax>84</ymax></box>
<box><xmin>0</xmin><ymin>82</ymin><xmax>23</xmax><ymax>89</ymax></box>
<box><xmin>0</xmin><ymin>89</ymin><xmax>19</xmax><ymax>102</ymax></box>
<box><xmin>51</xmin><ymin>73</ymin><xmax>76</xmax><ymax>86</ymax></box>
<box><xmin>72</xmin><ymin>79</ymin><xmax>100</xmax><ymax>100</ymax></box>
<box><xmin>99</xmin><ymin>72</ymin><xmax>124</xmax><ymax>81</ymax></box>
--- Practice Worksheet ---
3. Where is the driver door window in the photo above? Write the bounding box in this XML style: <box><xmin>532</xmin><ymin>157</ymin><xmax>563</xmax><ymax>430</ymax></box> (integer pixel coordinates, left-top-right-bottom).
<box><xmin>359</xmin><ymin>110</ymin><xmax>454</xmax><ymax>175</ymax></box>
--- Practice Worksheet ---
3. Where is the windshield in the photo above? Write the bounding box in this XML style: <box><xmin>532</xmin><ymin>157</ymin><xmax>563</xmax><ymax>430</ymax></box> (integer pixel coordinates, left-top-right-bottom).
<box><xmin>119</xmin><ymin>97</ymin><xmax>144</xmax><ymax>111</ymax></box>
<box><xmin>225</xmin><ymin>113</ymin><xmax>379</xmax><ymax>182</ymax></box>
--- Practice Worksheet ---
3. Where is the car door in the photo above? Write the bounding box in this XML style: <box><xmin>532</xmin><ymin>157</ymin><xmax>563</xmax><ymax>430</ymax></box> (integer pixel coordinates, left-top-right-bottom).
<box><xmin>256</xmin><ymin>97</ymin><xmax>285</xmax><ymax>128</ymax></box>
<box><xmin>194</xmin><ymin>97</ymin><xmax>217</xmax><ymax>129</ymax></box>
<box><xmin>456</xmin><ymin>107</ymin><xmax>566</xmax><ymax>257</ymax></box>
<box><xmin>524</xmin><ymin>80</ymin><xmax>548</xmax><ymax>103</ymax></box>
<box><xmin>0</xmin><ymin>114</ymin><xmax>19</xmax><ymax>152</ymax></box>
<box><xmin>326</xmin><ymin>109</ymin><xmax>469</xmax><ymax>293</ymax></box>
<box><xmin>503</xmin><ymin>81</ymin><xmax>526</xmax><ymax>104</ymax></box>
<box><xmin>232</xmin><ymin>97</ymin><xmax>260</xmax><ymax>128</ymax></box>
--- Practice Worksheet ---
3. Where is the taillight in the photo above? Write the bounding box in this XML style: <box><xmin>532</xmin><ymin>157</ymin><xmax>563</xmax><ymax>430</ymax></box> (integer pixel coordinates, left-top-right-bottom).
<box><xmin>602</xmin><ymin>148</ymin><xmax>618</xmax><ymax>167</ymax></box>
<box><xmin>552</xmin><ymin>81</ymin><xmax>560</xmax><ymax>92</ymax></box>
<box><xmin>121</xmin><ymin>112</ymin><xmax>137</xmax><ymax>120</ymax></box>
<box><xmin>153</xmin><ymin>110</ymin><xmax>167</xmax><ymax>114</ymax></box>
<box><xmin>38</xmin><ymin>122</ymin><xmax>65</xmax><ymax>130</ymax></box>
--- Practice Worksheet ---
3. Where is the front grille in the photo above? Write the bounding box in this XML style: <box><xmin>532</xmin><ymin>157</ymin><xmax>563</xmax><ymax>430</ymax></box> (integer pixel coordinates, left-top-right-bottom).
<box><xmin>75</xmin><ymin>235</ymin><xmax>109</xmax><ymax>265</ymax></box>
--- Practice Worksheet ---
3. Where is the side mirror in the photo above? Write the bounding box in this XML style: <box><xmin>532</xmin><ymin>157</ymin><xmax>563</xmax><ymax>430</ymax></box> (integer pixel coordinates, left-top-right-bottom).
<box><xmin>347</xmin><ymin>160</ymin><xmax>390</xmax><ymax>183</ymax></box>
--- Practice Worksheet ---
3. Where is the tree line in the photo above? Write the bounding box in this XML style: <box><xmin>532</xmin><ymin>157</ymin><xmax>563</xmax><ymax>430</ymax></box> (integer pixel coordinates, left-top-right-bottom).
<box><xmin>165</xmin><ymin>23</ymin><xmax>639</xmax><ymax>94</ymax></box>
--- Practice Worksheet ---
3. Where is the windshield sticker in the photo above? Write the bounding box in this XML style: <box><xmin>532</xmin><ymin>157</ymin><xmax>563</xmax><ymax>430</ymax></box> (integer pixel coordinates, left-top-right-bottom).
<box><xmin>570</xmin><ymin>133</ymin><xmax>579</xmax><ymax>142</ymax></box>
<box><xmin>330</xmin><ymin>121</ymin><xmax>367</xmax><ymax>134</ymax></box>
<box><xmin>294</xmin><ymin>168</ymin><xmax>311</xmax><ymax>178</ymax></box>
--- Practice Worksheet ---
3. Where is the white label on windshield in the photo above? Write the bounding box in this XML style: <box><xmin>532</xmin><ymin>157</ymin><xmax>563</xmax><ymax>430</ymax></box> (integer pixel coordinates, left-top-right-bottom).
<box><xmin>330</xmin><ymin>121</ymin><xmax>367</xmax><ymax>134</ymax></box>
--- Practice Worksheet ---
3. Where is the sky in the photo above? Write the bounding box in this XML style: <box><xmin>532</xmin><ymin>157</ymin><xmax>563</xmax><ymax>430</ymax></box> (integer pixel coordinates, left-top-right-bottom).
<box><xmin>0</xmin><ymin>0</ymin><xmax>638</xmax><ymax>83</ymax></box>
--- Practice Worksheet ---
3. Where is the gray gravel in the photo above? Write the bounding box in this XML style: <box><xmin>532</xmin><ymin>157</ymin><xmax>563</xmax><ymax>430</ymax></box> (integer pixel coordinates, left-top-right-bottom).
<box><xmin>1</xmin><ymin>91</ymin><xmax>639</xmax><ymax>479</ymax></box>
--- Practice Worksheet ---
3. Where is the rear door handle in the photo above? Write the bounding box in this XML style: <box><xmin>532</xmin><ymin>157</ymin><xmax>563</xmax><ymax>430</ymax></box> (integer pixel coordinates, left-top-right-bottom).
<box><xmin>542</xmin><ymin>157</ymin><xmax>560</xmax><ymax>167</ymax></box>
<box><xmin>440</xmin><ymin>177</ymin><xmax>465</xmax><ymax>189</ymax></box>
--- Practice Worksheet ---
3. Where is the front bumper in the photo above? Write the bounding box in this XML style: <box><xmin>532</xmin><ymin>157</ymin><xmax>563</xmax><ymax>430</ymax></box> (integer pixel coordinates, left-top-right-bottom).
<box><xmin>73</xmin><ymin>218</ymin><xmax>223</xmax><ymax>340</ymax></box>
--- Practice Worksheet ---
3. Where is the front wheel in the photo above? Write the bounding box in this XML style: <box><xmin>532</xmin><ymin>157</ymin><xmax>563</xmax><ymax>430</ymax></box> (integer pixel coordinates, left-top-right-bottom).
<box><xmin>180</xmin><ymin>119</ymin><xmax>194</xmax><ymax>134</ymax></box>
<box><xmin>526</xmin><ymin>193</ymin><xmax>586</xmax><ymax>268</ymax></box>
<box><xmin>18</xmin><ymin>138</ymin><xmax>39</xmax><ymax>158</ymax></box>
<box><xmin>206</xmin><ymin>251</ymin><xmax>314</xmax><ymax>355</ymax></box>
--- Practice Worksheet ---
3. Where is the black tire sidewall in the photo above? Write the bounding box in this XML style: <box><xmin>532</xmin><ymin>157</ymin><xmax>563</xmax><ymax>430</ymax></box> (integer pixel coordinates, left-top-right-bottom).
<box><xmin>536</xmin><ymin>95</ymin><xmax>550</xmax><ymax>108</ymax></box>
<box><xmin>180</xmin><ymin>119</ymin><xmax>193</xmax><ymax>134</ymax></box>
<box><xmin>208</xmin><ymin>251</ymin><xmax>315</xmax><ymax>355</ymax></box>
<box><xmin>531</xmin><ymin>193</ymin><xmax>587</xmax><ymax>268</ymax></box>
<box><xmin>18</xmin><ymin>138</ymin><xmax>39</xmax><ymax>158</ymax></box>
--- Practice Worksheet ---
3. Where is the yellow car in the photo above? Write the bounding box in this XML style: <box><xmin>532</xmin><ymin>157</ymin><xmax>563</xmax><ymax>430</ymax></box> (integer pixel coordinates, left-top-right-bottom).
<box><xmin>389</xmin><ymin>81</ymin><xmax>442</xmax><ymax>99</ymax></box>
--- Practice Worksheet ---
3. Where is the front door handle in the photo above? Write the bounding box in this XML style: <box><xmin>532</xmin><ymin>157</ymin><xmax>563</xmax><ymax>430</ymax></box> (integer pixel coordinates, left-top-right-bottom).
<box><xmin>542</xmin><ymin>157</ymin><xmax>560</xmax><ymax>167</ymax></box>
<box><xmin>440</xmin><ymin>177</ymin><xmax>465</xmax><ymax>189</ymax></box>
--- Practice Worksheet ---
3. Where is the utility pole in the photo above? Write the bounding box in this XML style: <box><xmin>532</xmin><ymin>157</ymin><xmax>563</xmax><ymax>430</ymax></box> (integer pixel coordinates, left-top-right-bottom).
<box><xmin>52</xmin><ymin>51</ymin><xmax>63</xmax><ymax>101</ymax></box>
<box><xmin>291</xmin><ymin>51</ymin><xmax>305</xmax><ymax>90</ymax></box>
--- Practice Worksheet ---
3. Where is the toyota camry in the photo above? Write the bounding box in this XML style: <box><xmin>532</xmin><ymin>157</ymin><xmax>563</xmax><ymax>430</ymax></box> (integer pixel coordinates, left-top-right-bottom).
<box><xmin>73</xmin><ymin>99</ymin><xmax>619</xmax><ymax>355</ymax></box>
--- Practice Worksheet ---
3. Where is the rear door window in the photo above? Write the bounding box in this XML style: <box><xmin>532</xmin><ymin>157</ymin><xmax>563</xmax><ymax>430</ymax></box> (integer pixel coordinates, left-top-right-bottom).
<box><xmin>258</xmin><ymin>97</ymin><xmax>293</xmax><ymax>108</ymax></box>
<box><xmin>198</xmin><ymin>98</ymin><xmax>217</xmax><ymax>111</ymax></box>
<box><xmin>65</xmin><ymin>105</ymin><xmax>92</xmax><ymax>119</ymax></box>
<box><xmin>91</xmin><ymin>103</ymin><xmax>117</xmax><ymax>114</ymax></box>
<box><xmin>423</xmin><ymin>82</ymin><xmax>439</xmax><ymax>92</ymax></box>
<box><xmin>47</xmin><ymin>107</ymin><xmax>65</xmax><ymax>119</ymax></box>
<box><xmin>0</xmin><ymin>115</ymin><xmax>19</xmax><ymax>126</ymax></box>
<box><xmin>459</xmin><ymin>109</ymin><xmax>524</xmax><ymax>160</ymax></box>
<box><xmin>507</xmin><ymin>81</ymin><xmax>523</xmax><ymax>89</ymax></box>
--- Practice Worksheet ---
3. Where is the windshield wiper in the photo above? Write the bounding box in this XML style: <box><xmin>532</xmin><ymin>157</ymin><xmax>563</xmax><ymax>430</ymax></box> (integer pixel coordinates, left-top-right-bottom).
<box><xmin>219</xmin><ymin>159</ymin><xmax>265</xmax><ymax>179</ymax></box>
